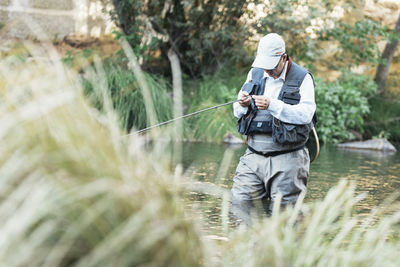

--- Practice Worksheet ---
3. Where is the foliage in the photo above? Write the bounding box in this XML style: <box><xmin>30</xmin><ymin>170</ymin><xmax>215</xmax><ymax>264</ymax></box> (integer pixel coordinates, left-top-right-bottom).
<box><xmin>165</xmin><ymin>65</ymin><xmax>382</xmax><ymax>144</ymax></box>
<box><xmin>183</xmin><ymin>68</ymin><xmax>378</xmax><ymax>144</ymax></box>
<box><xmin>0</xmin><ymin>48</ymin><xmax>204</xmax><ymax>266</ymax></box>
<box><xmin>82</xmin><ymin>58</ymin><xmax>173</xmax><ymax>132</ymax></box>
<box><xmin>365</xmin><ymin>95</ymin><xmax>400</xmax><ymax>144</ymax></box>
<box><xmin>112</xmin><ymin>25</ymin><xmax>160</xmax><ymax>65</ymax></box>
<box><xmin>184</xmin><ymin>67</ymin><xmax>247</xmax><ymax>142</ymax></box>
<box><xmin>107</xmin><ymin>0</ymin><xmax>389</xmax><ymax>76</ymax></box>
<box><xmin>255</xmin><ymin>0</ymin><xmax>357</xmax><ymax>62</ymax></box>
<box><xmin>109</xmin><ymin>0</ymin><xmax>252</xmax><ymax>76</ymax></box>
<box><xmin>223</xmin><ymin>180</ymin><xmax>400</xmax><ymax>266</ymax></box>
<box><xmin>322</xmin><ymin>19</ymin><xmax>388</xmax><ymax>68</ymax></box>
<box><xmin>315</xmin><ymin>72</ymin><xmax>377</xmax><ymax>143</ymax></box>
<box><xmin>254</xmin><ymin>0</ymin><xmax>387</xmax><ymax>71</ymax></box>
<box><xmin>255</xmin><ymin>0</ymin><xmax>320</xmax><ymax>62</ymax></box>
<box><xmin>61</xmin><ymin>48</ymin><xmax>95</xmax><ymax>68</ymax></box>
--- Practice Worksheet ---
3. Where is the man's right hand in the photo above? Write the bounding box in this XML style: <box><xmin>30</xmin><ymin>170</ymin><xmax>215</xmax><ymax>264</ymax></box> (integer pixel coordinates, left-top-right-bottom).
<box><xmin>238</xmin><ymin>91</ymin><xmax>251</xmax><ymax>107</ymax></box>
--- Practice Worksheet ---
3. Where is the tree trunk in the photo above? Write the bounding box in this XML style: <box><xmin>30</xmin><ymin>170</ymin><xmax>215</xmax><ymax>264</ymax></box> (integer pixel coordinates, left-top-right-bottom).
<box><xmin>375</xmin><ymin>13</ymin><xmax>400</xmax><ymax>94</ymax></box>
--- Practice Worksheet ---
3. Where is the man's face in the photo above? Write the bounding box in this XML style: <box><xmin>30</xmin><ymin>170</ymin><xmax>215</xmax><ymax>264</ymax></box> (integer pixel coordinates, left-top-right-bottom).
<box><xmin>265</xmin><ymin>54</ymin><xmax>286</xmax><ymax>79</ymax></box>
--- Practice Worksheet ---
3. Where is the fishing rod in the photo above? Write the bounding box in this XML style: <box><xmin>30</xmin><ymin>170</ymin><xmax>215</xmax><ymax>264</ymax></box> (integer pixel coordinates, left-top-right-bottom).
<box><xmin>130</xmin><ymin>98</ymin><xmax>243</xmax><ymax>135</ymax></box>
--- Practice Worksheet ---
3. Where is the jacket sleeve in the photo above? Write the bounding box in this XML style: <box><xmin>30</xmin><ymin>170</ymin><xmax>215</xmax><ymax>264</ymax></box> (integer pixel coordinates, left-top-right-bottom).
<box><xmin>233</xmin><ymin>70</ymin><xmax>253</xmax><ymax>119</ymax></box>
<box><xmin>268</xmin><ymin>74</ymin><xmax>316</xmax><ymax>124</ymax></box>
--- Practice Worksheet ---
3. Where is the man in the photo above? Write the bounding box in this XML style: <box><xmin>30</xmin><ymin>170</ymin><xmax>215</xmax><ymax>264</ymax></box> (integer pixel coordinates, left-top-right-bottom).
<box><xmin>231</xmin><ymin>33</ymin><xmax>316</xmax><ymax>225</ymax></box>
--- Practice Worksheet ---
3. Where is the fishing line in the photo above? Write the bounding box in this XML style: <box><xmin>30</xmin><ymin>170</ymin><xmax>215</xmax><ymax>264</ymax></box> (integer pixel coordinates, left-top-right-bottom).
<box><xmin>127</xmin><ymin>97</ymin><xmax>247</xmax><ymax>135</ymax></box>
<box><xmin>126</xmin><ymin>96</ymin><xmax>320</xmax><ymax>162</ymax></box>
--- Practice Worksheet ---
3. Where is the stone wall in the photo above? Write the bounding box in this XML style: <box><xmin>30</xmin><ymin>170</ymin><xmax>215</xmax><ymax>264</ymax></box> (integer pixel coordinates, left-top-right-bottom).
<box><xmin>0</xmin><ymin>0</ymin><xmax>115</xmax><ymax>39</ymax></box>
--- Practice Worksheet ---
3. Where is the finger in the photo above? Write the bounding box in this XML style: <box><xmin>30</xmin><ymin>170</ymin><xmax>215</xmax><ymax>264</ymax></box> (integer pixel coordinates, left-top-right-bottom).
<box><xmin>242</xmin><ymin>95</ymin><xmax>251</xmax><ymax>101</ymax></box>
<box><xmin>254</xmin><ymin>99</ymin><xmax>264</xmax><ymax>105</ymax></box>
<box><xmin>239</xmin><ymin>92</ymin><xmax>248</xmax><ymax>100</ymax></box>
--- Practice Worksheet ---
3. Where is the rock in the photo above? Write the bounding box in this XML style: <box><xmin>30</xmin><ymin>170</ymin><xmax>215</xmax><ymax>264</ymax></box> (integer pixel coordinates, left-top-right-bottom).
<box><xmin>223</xmin><ymin>132</ymin><xmax>244</xmax><ymax>144</ymax></box>
<box><xmin>337</xmin><ymin>138</ymin><xmax>397</xmax><ymax>152</ymax></box>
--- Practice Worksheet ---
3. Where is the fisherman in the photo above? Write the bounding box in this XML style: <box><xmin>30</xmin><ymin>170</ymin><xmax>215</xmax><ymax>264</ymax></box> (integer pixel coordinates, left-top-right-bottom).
<box><xmin>231</xmin><ymin>33</ymin><xmax>316</xmax><ymax>225</ymax></box>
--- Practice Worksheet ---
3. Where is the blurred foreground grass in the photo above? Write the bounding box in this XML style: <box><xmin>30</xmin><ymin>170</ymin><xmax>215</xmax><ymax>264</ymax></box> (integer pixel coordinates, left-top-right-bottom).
<box><xmin>0</xmin><ymin>43</ymin><xmax>204</xmax><ymax>266</ymax></box>
<box><xmin>0</xmin><ymin>41</ymin><xmax>399</xmax><ymax>267</ymax></box>
<box><xmin>223</xmin><ymin>180</ymin><xmax>400</xmax><ymax>266</ymax></box>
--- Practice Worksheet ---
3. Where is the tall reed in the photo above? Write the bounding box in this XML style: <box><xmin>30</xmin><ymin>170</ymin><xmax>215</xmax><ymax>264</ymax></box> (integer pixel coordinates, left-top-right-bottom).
<box><xmin>82</xmin><ymin>57</ymin><xmax>173</xmax><ymax>132</ymax></box>
<box><xmin>0</xmin><ymin>43</ymin><xmax>204</xmax><ymax>267</ymax></box>
<box><xmin>222</xmin><ymin>180</ymin><xmax>400</xmax><ymax>267</ymax></box>
<box><xmin>185</xmin><ymin>69</ymin><xmax>246</xmax><ymax>142</ymax></box>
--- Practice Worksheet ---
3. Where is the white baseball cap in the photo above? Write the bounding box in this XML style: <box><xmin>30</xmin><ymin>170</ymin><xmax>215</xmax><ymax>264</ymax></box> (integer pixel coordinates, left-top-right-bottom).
<box><xmin>252</xmin><ymin>33</ymin><xmax>286</xmax><ymax>69</ymax></box>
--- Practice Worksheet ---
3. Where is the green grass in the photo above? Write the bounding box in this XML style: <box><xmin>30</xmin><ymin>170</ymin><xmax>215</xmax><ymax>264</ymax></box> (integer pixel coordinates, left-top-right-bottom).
<box><xmin>82</xmin><ymin>57</ymin><xmax>173</xmax><ymax>132</ymax></box>
<box><xmin>184</xmin><ymin>68</ymin><xmax>247</xmax><ymax>142</ymax></box>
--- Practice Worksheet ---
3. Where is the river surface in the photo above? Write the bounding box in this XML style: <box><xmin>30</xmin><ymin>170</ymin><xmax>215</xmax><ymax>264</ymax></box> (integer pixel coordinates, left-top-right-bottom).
<box><xmin>180</xmin><ymin>143</ymin><xmax>400</xmax><ymax>234</ymax></box>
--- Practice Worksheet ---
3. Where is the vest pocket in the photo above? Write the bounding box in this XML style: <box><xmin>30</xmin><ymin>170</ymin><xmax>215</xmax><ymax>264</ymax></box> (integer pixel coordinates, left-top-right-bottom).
<box><xmin>282</xmin><ymin>91</ymin><xmax>300</xmax><ymax>105</ymax></box>
<box><xmin>247</xmin><ymin>120</ymin><xmax>273</xmax><ymax>134</ymax></box>
<box><xmin>272</xmin><ymin>118</ymin><xmax>312</xmax><ymax>145</ymax></box>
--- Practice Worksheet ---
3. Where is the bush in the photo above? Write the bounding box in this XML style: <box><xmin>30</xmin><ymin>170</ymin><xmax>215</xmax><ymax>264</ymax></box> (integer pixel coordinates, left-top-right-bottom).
<box><xmin>315</xmin><ymin>72</ymin><xmax>377</xmax><ymax>143</ymax></box>
<box><xmin>82</xmin><ymin>58</ymin><xmax>173</xmax><ymax>132</ymax></box>
<box><xmin>184</xmin><ymin>68</ymin><xmax>247</xmax><ymax>142</ymax></box>
<box><xmin>184</xmin><ymin>69</ymin><xmax>378</xmax><ymax>144</ymax></box>
<box><xmin>365</xmin><ymin>94</ymin><xmax>400</xmax><ymax>144</ymax></box>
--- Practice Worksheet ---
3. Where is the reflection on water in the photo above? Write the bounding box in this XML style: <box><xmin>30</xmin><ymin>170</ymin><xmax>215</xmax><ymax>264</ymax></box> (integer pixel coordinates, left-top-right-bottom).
<box><xmin>181</xmin><ymin>142</ymin><xmax>400</xmax><ymax>234</ymax></box>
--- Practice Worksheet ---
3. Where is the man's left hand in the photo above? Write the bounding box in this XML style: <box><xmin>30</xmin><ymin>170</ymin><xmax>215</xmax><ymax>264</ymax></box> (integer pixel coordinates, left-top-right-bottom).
<box><xmin>252</xmin><ymin>95</ymin><xmax>270</xmax><ymax>110</ymax></box>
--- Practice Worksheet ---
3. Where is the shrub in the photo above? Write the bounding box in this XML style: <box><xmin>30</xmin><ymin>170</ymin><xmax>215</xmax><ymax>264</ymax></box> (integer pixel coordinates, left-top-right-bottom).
<box><xmin>184</xmin><ymin>68</ymin><xmax>247</xmax><ymax>142</ymax></box>
<box><xmin>82</xmin><ymin>58</ymin><xmax>173</xmax><ymax>132</ymax></box>
<box><xmin>315</xmin><ymin>72</ymin><xmax>377</xmax><ymax>143</ymax></box>
<box><xmin>365</xmin><ymin>94</ymin><xmax>400</xmax><ymax>144</ymax></box>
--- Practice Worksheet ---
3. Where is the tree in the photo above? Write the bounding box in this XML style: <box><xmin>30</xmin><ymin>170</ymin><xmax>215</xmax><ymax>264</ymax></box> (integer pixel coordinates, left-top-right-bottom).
<box><xmin>375</xmin><ymin>13</ymin><xmax>400</xmax><ymax>94</ymax></box>
<box><xmin>110</xmin><ymin>0</ymin><xmax>252</xmax><ymax>77</ymax></box>
<box><xmin>255</xmin><ymin>0</ymin><xmax>387</xmax><ymax>72</ymax></box>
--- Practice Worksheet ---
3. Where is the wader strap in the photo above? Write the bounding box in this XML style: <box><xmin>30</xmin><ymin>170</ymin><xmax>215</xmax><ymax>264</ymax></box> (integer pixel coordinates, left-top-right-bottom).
<box><xmin>247</xmin><ymin>145</ymin><xmax>304</xmax><ymax>157</ymax></box>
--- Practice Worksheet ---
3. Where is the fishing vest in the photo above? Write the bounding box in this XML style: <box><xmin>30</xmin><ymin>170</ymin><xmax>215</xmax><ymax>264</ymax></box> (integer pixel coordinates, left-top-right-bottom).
<box><xmin>237</xmin><ymin>60</ymin><xmax>315</xmax><ymax>154</ymax></box>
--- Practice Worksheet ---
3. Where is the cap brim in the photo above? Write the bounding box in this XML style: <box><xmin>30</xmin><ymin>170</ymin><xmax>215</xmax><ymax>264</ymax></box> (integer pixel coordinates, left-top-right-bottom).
<box><xmin>251</xmin><ymin>55</ymin><xmax>281</xmax><ymax>70</ymax></box>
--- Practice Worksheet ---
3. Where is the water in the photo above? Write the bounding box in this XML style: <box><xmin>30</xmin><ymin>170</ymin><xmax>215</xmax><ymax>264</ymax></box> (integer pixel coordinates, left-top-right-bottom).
<box><xmin>181</xmin><ymin>142</ymin><xmax>400</xmax><ymax>234</ymax></box>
